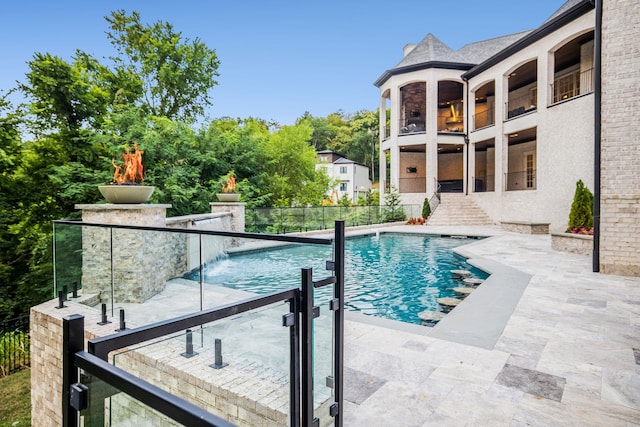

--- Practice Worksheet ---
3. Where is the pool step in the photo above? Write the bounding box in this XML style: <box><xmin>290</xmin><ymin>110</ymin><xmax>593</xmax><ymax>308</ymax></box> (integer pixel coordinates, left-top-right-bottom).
<box><xmin>451</xmin><ymin>269</ymin><xmax>472</xmax><ymax>280</ymax></box>
<box><xmin>437</xmin><ymin>297</ymin><xmax>462</xmax><ymax>312</ymax></box>
<box><xmin>463</xmin><ymin>277</ymin><xmax>485</xmax><ymax>286</ymax></box>
<box><xmin>417</xmin><ymin>310</ymin><xmax>445</xmax><ymax>326</ymax></box>
<box><xmin>452</xmin><ymin>287</ymin><xmax>474</xmax><ymax>297</ymax></box>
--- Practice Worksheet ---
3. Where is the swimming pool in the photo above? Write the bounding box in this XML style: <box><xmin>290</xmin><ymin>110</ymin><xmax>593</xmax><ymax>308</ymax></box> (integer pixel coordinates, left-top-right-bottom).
<box><xmin>186</xmin><ymin>233</ymin><xmax>488</xmax><ymax>325</ymax></box>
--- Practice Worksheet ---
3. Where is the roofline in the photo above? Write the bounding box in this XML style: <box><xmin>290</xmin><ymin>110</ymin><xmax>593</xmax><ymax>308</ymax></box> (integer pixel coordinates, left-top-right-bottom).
<box><xmin>462</xmin><ymin>0</ymin><xmax>595</xmax><ymax>80</ymax></box>
<box><xmin>374</xmin><ymin>61</ymin><xmax>475</xmax><ymax>88</ymax></box>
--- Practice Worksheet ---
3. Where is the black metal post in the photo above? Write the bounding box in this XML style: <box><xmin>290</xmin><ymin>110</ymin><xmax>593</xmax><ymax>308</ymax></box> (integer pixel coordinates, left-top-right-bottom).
<box><xmin>118</xmin><ymin>309</ymin><xmax>126</xmax><ymax>331</ymax></box>
<box><xmin>288</xmin><ymin>292</ymin><xmax>301</xmax><ymax>427</ymax></box>
<box><xmin>56</xmin><ymin>290</ymin><xmax>66</xmax><ymax>309</ymax></box>
<box><xmin>72</xmin><ymin>282</ymin><xmax>78</xmax><ymax>298</ymax></box>
<box><xmin>333</xmin><ymin>220</ymin><xmax>345</xmax><ymax>427</ymax></box>
<box><xmin>63</xmin><ymin>285</ymin><xmax>68</xmax><ymax>301</ymax></box>
<box><xmin>301</xmin><ymin>268</ymin><xmax>316</xmax><ymax>427</ymax></box>
<box><xmin>62</xmin><ymin>314</ymin><xmax>84</xmax><ymax>427</ymax></box>
<box><xmin>210</xmin><ymin>338</ymin><xmax>228</xmax><ymax>369</ymax></box>
<box><xmin>98</xmin><ymin>303</ymin><xmax>111</xmax><ymax>325</ymax></box>
<box><xmin>181</xmin><ymin>329</ymin><xmax>198</xmax><ymax>358</ymax></box>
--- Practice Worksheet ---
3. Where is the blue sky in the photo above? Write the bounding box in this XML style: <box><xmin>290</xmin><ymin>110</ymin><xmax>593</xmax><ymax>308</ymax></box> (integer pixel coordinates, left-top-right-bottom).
<box><xmin>1</xmin><ymin>1</ymin><xmax>568</xmax><ymax>126</ymax></box>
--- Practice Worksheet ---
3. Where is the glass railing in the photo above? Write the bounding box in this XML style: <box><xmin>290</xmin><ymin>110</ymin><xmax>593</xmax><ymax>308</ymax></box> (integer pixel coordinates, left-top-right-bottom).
<box><xmin>53</xmin><ymin>221</ymin><xmax>331</xmax><ymax>322</ymax></box>
<box><xmin>473</xmin><ymin>175</ymin><xmax>495</xmax><ymax>193</ymax></box>
<box><xmin>245</xmin><ymin>205</ymin><xmax>421</xmax><ymax>233</ymax></box>
<box><xmin>58</xmin><ymin>220</ymin><xmax>345</xmax><ymax>426</ymax></box>
<box><xmin>473</xmin><ymin>109</ymin><xmax>495</xmax><ymax>130</ymax></box>
<box><xmin>505</xmin><ymin>170</ymin><xmax>536</xmax><ymax>191</ymax></box>
<box><xmin>505</xmin><ymin>92</ymin><xmax>537</xmax><ymax>120</ymax></box>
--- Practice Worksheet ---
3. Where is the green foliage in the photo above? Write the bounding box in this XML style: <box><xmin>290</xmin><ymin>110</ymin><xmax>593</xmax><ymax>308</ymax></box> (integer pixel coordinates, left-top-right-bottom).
<box><xmin>567</xmin><ymin>179</ymin><xmax>594</xmax><ymax>232</ymax></box>
<box><xmin>105</xmin><ymin>10</ymin><xmax>221</xmax><ymax>121</ymax></box>
<box><xmin>0</xmin><ymin>330</ymin><xmax>30</xmax><ymax>377</ymax></box>
<box><xmin>422</xmin><ymin>197</ymin><xmax>431</xmax><ymax>219</ymax></box>
<box><xmin>0</xmin><ymin>10</ymin><xmax>383</xmax><ymax>319</ymax></box>
<box><xmin>383</xmin><ymin>186</ymin><xmax>406</xmax><ymax>222</ymax></box>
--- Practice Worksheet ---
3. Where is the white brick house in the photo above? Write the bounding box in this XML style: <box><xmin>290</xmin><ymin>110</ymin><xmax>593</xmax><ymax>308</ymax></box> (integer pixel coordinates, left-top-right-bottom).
<box><xmin>316</xmin><ymin>150</ymin><xmax>372</xmax><ymax>203</ymax></box>
<box><xmin>376</xmin><ymin>0</ymin><xmax>595</xmax><ymax>230</ymax></box>
<box><xmin>375</xmin><ymin>0</ymin><xmax>640</xmax><ymax>276</ymax></box>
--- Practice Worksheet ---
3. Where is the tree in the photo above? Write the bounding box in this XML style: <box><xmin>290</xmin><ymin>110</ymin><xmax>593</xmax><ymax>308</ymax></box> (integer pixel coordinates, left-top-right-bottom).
<box><xmin>383</xmin><ymin>186</ymin><xmax>406</xmax><ymax>222</ymax></box>
<box><xmin>105</xmin><ymin>10</ymin><xmax>221</xmax><ymax>121</ymax></box>
<box><xmin>567</xmin><ymin>180</ymin><xmax>593</xmax><ymax>232</ymax></box>
<box><xmin>262</xmin><ymin>123</ymin><xmax>323</xmax><ymax>207</ymax></box>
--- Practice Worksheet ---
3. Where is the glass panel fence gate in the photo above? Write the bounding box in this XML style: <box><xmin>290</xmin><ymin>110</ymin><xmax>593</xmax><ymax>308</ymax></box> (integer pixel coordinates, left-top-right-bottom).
<box><xmin>58</xmin><ymin>221</ymin><xmax>345</xmax><ymax>427</ymax></box>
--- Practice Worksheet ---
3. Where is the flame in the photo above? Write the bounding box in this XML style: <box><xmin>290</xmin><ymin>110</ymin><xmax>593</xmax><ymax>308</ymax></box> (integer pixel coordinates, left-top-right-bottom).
<box><xmin>112</xmin><ymin>142</ymin><xmax>144</xmax><ymax>185</ymax></box>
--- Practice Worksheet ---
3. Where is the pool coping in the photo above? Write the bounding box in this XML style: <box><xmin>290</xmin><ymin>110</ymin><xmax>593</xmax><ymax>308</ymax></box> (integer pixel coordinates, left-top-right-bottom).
<box><xmin>340</xmin><ymin>234</ymin><xmax>532</xmax><ymax>350</ymax></box>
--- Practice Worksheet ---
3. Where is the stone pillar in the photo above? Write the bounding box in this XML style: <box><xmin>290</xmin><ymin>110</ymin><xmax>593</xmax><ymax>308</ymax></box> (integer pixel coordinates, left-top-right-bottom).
<box><xmin>210</xmin><ymin>202</ymin><xmax>245</xmax><ymax>232</ymax></box>
<box><xmin>599</xmin><ymin>0</ymin><xmax>640</xmax><ymax>276</ymax></box>
<box><xmin>75</xmin><ymin>204</ymin><xmax>175</xmax><ymax>303</ymax></box>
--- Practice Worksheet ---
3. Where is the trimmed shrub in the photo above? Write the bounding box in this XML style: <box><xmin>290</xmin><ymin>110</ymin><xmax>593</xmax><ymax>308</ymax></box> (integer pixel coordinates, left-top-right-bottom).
<box><xmin>422</xmin><ymin>198</ymin><xmax>431</xmax><ymax>219</ymax></box>
<box><xmin>567</xmin><ymin>180</ymin><xmax>593</xmax><ymax>232</ymax></box>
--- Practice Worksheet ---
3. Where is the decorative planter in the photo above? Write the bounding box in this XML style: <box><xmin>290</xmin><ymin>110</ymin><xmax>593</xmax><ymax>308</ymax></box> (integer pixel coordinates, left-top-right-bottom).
<box><xmin>99</xmin><ymin>185</ymin><xmax>155</xmax><ymax>204</ymax></box>
<box><xmin>216</xmin><ymin>193</ymin><xmax>241</xmax><ymax>202</ymax></box>
<box><xmin>551</xmin><ymin>232</ymin><xmax>593</xmax><ymax>255</ymax></box>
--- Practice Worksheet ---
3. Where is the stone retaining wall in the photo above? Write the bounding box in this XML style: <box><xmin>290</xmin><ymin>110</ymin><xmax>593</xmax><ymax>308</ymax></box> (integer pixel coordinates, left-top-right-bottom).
<box><xmin>551</xmin><ymin>232</ymin><xmax>593</xmax><ymax>256</ymax></box>
<box><xmin>500</xmin><ymin>221</ymin><xmax>550</xmax><ymax>235</ymax></box>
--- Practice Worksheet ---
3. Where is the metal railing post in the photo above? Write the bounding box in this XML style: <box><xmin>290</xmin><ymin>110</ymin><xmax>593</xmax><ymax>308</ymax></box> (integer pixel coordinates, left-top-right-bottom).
<box><xmin>301</xmin><ymin>267</ymin><xmax>316</xmax><ymax>427</ymax></box>
<box><xmin>333</xmin><ymin>220</ymin><xmax>345</xmax><ymax>426</ymax></box>
<box><xmin>62</xmin><ymin>314</ymin><xmax>84</xmax><ymax>427</ymax></box>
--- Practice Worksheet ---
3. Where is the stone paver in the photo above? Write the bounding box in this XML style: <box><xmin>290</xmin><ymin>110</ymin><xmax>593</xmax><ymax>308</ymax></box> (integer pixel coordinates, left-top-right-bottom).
<box><xmin>342</xmin><ymin>225</ymin><xmax>640</xmax><ymax>425</ymax></box>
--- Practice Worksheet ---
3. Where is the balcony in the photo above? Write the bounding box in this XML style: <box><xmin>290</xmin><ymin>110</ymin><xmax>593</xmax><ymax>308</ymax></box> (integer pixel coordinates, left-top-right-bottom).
<box><xmin>505</xmin><ymin>92</ymin><xmax>537</xmax><ymax>121</ymax></box>
<box><xmin>550</xmin><ymin>68</ymin><xmax>594</xmax><ymax>104</ymax></box>
<box><xmin>473</xmin><ymin>109</ymin><xmax>495</xmax><ymax>131</ymax></box>
<box><xmin>505</xmin><ymin>170</ymin><xmax>536</xmax><ymax>191</ymax></box>
<box><xmin>474</xmin><ymin>175</ymin><xmax>495</xmax><ymax>193</ymax></box>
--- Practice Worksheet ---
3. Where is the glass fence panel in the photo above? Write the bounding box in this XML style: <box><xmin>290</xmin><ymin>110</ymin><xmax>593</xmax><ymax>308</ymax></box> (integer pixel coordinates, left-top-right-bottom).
<box><xmin>80</xmin><ymin>369</ymin><xmax>186</xmax><ymax>426</ymax></box>
<box><xmin>313</xmin><ymin>284</ymin><xmax>335</xmax><ymax>423</ymax></box>
<box><xmin>53</xmin><ymin>222</ymin><xmax>84</xmax><ymax>298</ymax></box>
<box><xmin>111</xmin><ymin>302</ymin><xmax>293</xmax><ymax>426</ymax></box>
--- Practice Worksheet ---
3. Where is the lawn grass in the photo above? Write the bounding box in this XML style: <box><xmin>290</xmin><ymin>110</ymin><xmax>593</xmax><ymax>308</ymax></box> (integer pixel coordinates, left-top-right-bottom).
<box><xmin>0</xmin><ymin>368</ymin><xmax>31</xmax><ymax>427</ymax></box>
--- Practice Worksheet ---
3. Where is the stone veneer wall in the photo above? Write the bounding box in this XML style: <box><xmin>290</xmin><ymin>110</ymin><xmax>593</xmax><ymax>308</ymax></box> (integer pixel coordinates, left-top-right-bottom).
<box><xmin>77</xmin><ymin>204</ymin><xmax>181</xmax><ymax>303</ymax></box>
<box><xmin>30</xmin><ymin>300</ymin><xmax>116</xmax><ymax>426</ymax></box>
<box><xmin>599</xmin><ymin>0</ymin><xmax>640</xmax><ymax>276</ymax></box>
<box><xmin>551</xmin><ymin>232</ymin><xmax>593</xmax><ymax>256</ymax></box>
<box><xmin>500</xmin><ymin>221</ymin><xmax>550</xmax><ymax>235</ymax></box>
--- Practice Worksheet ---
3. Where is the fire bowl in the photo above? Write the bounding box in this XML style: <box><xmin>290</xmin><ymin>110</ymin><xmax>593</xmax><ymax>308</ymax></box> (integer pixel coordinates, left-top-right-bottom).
<box><xmin>99</xmin><ymin>185</ymin><xmax>155</xmax><ymax>204</ymax></box>
<box><xmin>216</xmin><ymin>193</ymin><xmax>241</xmax><ymax>202</ymax></box>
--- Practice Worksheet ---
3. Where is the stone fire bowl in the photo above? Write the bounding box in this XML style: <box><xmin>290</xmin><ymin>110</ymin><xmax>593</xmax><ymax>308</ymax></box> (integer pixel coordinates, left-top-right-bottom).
<box><xmin>99</xmin><ymin>185</ymin><xmax>155</xmax><ymax>204</ymax></box>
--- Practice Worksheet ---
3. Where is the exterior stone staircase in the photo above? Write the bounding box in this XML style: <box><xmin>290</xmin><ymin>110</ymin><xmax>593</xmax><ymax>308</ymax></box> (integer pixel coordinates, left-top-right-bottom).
<box><xmin>426</xmin><ymin>193</ymin><xmax>495</xmax><ymax>226</ymax></box>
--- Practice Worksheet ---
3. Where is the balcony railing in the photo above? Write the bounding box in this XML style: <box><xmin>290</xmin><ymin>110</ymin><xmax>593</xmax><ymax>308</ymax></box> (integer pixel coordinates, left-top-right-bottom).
<box><xmin>505</xmin><ymin>92</ymin><xmax>537</xmax><ymax>120</ymax></box>
<box><xmin>473</xmin><ymin>175</ymin><xmax>495</xmax><ymax>193</ymax></box>
<box><xmin>505</xmin><ymin>170</ymin><xmax>536</xmax><ymax>191</ymax></box>
<box><xmin>399</xmin><ymin>120</ymin><xmax>426</xmax><ymax>135</ymax></box>
<box><xmin>473</xmin><ymin>109</ymin><xmax>495</xmax><ymax>131</ymax></box>
<box><xmin>550</xmin><ymin>67</ymin><xmax>594</xmax><ymax>104</ymax></box>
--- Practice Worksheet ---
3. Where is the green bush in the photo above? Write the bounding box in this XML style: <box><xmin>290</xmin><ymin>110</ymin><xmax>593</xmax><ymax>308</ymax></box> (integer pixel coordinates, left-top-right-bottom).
<box><xmin>567</xmin><ymin>180</ymin><xmax>594</xmax><ymax>232</ymax></box>
<box><xmin>422</xmin><ymin>198</ymin><xmax>431</xmax><ymax>219</ymax></box>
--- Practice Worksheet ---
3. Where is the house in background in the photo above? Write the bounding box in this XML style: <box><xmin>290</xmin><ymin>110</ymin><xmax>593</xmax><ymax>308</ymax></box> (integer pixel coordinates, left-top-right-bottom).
<box><xmin>375</xmin><ymin>0</ymin><xmax>640</xmax><ymax>276</ymax></box>
<box><xmin>375</xmin><ymin>0</ymin><xmax>595</xmax><ymax>231</ymax></box>
<box><xmin>316</xmin><ymin>150</ymin><xmax>372</xmax><ymax>204</ymax></box>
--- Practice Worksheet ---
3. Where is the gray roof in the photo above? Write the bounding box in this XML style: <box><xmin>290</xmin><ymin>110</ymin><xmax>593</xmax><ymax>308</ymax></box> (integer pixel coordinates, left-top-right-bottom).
<box><xmin>375</xmin><ymin>0</ymin><xmax>588</xmax><ymax>87</ymax></box>
<box><xmin>456</xmin><ymin>31</ymin><xmax>531</xmax><ymax>64</ymax></box>
<box><xmin>545</xmin><ymin>0</ymin><xmax>584</xmax><ymax>23</ymax></box>
<box><xmin>395</xmin><ymin>34</ymin><xmax>468</xmax><ymax>68</ymax></box>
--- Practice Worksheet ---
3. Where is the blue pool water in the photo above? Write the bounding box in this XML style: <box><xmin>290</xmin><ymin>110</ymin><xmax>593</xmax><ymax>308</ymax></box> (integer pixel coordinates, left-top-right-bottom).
<box><xmin>187</xmin><ymin>233</ymin><xmax>488</xmax><ymax>325</ymax></box>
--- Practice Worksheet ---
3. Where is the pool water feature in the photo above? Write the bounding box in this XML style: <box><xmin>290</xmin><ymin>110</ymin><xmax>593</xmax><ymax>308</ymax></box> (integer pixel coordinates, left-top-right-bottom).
<box><xmin>186</xmin><ymin>233</ymin><xmax>488</xmax><ymax>325</ymax></box>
